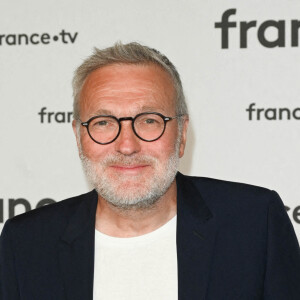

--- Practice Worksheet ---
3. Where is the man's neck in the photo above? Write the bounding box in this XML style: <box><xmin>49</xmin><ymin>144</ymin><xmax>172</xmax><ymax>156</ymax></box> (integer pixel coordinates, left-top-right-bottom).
<box><xmin>95</xmin><ymin>181</ymin><xmax>177</xmax><ymax>238</ymax></box>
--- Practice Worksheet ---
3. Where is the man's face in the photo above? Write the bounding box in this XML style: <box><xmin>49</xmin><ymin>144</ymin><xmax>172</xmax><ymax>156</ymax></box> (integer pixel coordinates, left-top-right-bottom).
<box><xmin>73</xmin><ymin>63</ymin><xmax>188</xmax><ymax>209</ymax></box>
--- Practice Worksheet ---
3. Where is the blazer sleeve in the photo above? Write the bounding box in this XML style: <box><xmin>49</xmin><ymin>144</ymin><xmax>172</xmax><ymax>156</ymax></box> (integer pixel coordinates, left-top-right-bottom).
<box><xmin>263</xmin><ymin>191</ymin><xmax>300</xmax><ymax>299</ymax></box>
<box><xmin>0</xmin><ymin>220</ymin><xmax>20</xmax><ymax>299</ymax></box>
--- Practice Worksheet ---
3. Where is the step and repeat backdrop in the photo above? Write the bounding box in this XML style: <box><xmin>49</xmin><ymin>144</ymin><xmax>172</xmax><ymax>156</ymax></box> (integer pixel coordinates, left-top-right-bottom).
<box><xmin>0</xmin><ymin>0</ymin><xmax>300</xmax><ymax>241</ymax></box>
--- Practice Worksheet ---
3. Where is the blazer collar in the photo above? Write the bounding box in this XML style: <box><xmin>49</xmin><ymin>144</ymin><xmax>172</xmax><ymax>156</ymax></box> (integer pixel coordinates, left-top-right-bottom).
<box><xmin>176</xmin><ymin>172</ymin><xmax>217</xmax><ymax>300</ymax></box>
<box><xmin>60</xmin><ymin>190</ymin><xmax>98</xmax><ymax>244</ymax></box>
<box><xmin>59</xmin><ymin>190</ymin><xmax>98</xmax><ymax>300</ymax></box>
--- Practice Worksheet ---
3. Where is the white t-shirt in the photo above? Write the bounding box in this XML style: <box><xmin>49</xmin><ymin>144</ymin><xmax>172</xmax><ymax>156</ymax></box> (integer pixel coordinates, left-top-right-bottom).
<box><xmin>93</xmin><ymin>216</ymin><xmax>178</xmax><ymax>300</ymax></box>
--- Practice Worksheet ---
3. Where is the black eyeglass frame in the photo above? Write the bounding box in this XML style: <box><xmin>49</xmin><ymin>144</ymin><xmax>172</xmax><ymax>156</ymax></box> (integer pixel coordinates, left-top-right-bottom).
<box><xmin>81</xmin><ymin>112</ymin><xmax>183</xmax><ymax>145</ymax></box>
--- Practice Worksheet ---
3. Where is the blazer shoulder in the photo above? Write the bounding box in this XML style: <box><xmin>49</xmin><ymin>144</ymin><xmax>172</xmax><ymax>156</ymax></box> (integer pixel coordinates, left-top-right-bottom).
<box><xmin>179</xmin><ymin>174</ymin><xmax>289</xmax><ymax>236</ymax></box>
<box><xmin>182</xmin><ymin>174</ymin><xmax>281</xmax><ymax>210</ymax></box>
<box><xmin>2</xmin><ymin>190</ymin><xmax>97</xmax><ymax>235</ymax></box>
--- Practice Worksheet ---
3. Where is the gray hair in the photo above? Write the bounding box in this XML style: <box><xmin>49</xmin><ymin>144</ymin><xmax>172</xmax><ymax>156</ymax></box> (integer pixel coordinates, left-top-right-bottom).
<box><xmin>72</xmin><ymin>42</ymin><xmax>188</xmax><ymax>125</ymax></box>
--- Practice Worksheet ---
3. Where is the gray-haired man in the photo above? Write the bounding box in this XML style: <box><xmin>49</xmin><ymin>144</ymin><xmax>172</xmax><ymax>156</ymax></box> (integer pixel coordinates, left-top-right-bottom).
<box><xmin>1</xmin><ymin>42</ymin><xmax>300</xmax><ymax>300</ymax></box>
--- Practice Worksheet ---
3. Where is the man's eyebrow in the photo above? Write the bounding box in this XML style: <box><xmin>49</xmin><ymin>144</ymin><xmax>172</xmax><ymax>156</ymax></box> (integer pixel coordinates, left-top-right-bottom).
<box><xmin>91</xmin><ymin>106</ymin><xmax>165</xmax><ymax>117</ymax></box>
<box><xmin>140</xmin><ymin>106</ymin><xmax>164</xmax><ymax>112</ymax></box>
<box><xmin>92</xmin><ymin>109</ymin><xmax>113</xmax><ymax>116</ymax></box>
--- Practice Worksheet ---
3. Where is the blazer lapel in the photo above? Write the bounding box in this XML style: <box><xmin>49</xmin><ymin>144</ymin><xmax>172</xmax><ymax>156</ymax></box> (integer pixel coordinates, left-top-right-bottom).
<box><xmin>176</xmin><ymin>173</ymin><xmax>218</xmax><ymax>300</ymax></box>
<box><xmin>58</xmin><ymin>190</ymin><xmax>98</xmax><ymax>300</ymax></box>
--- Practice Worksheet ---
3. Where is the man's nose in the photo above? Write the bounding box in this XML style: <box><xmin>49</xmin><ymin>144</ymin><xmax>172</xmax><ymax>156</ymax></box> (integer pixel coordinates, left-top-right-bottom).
<box><xmin>114</xmin><ymin>121</ymin><xmax>141</xmax><ymax>155</ymax></box>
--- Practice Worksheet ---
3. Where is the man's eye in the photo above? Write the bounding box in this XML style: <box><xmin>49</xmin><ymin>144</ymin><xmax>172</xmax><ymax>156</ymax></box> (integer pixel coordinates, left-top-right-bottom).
<box><xmin>97</xmin><ymin>120</ymin><xmax>108</xmax><ymax>126</ymax></box>
<box><xmin>145</xmin><ymin>118</ymin><xmax>157</xmax><ymax>124</ymax></box>
<box><xmin>94</xmin><ymin>120</ymin><xmax>111</xmax><ymax>127</ymax></box>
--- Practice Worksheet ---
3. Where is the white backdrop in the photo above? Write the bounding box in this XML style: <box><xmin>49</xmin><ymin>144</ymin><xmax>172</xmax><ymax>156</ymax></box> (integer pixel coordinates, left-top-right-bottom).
<box><xmin>1</xmin><ymin>0</ymin><xmax>300</xmax><ymax>241</ymax></box>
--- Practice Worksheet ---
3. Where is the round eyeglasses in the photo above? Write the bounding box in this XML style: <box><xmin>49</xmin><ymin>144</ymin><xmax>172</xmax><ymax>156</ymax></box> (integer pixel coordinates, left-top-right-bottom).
<box><xmin>81</xmin><ymin>112</ymin><xmax>183</xmax><ymax>145</ymax></box>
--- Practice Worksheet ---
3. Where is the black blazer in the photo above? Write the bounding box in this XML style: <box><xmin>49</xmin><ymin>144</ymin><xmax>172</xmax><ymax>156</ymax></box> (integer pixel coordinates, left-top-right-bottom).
<box><xmin>1</xmin><ymin>173</ymin><xmax>300</xmax><ymax>299</ymax></box>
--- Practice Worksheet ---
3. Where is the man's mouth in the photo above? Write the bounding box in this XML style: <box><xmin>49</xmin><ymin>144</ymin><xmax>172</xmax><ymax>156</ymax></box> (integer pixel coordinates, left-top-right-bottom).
<box><xmin>109</xmin><ymin>164</ymin><xmax>150</xmax><ymax>174</ymax></box>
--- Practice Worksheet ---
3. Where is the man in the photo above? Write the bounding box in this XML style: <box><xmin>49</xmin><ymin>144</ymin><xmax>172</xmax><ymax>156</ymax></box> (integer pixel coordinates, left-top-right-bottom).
<box><xmin>1</xmin><ymin>42</ymin><xmax>300</xmax><ymax>300</ymax></box>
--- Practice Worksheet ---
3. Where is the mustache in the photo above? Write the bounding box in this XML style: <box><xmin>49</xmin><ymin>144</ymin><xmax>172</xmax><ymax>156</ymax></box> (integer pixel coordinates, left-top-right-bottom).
<box><xmin>101</xmin><ymin>153</ymin><xmax>158</xmax><ymax>166</ymax></box>
<box><xmin>79</xmin><ymin>151</ymin><xmax>158</xmax><ymax>167</ymax></box>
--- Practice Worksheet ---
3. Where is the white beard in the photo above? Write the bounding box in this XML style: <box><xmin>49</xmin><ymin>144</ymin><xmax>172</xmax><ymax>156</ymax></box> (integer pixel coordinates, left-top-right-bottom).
<box><xmin>79</xmin><ymin>137</ymin><xmax>181</xmax><ymax>210</ymax></box>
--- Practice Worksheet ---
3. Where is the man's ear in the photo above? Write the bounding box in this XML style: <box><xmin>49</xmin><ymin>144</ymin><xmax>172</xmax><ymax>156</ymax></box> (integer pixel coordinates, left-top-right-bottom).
<box><xmin>179</xmin><ymin>117</ymin><xmax>189</xmax><ymax>158</ymax></box>
<box><xmin>72</xmin><ymin>119</ymin><xmax>81</xmax><ymax>150</ymax></box>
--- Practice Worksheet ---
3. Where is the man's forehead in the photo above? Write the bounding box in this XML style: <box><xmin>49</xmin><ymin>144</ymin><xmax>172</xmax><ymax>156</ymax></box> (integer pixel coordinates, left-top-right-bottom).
<box><xmin>84</xmin><ymin>83</ymin><xmax>166</xmax><ymax>99</ymax></box>
<box><xmin>83</xmin><ymin>63</ymin><xmax>174</xmax><ymax>90</ymax></box>
<box><xmin>80</xmin><ymin>63</ymin><xmax>176</xmax><ymax>117</ymax></box>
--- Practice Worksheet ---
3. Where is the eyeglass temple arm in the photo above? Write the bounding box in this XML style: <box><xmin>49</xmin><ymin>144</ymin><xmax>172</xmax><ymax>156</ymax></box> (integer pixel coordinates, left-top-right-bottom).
<box><xmin>165</xmin><ymin>114</ymin><xmax>185</xmax><ymax>121</ymax></box>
